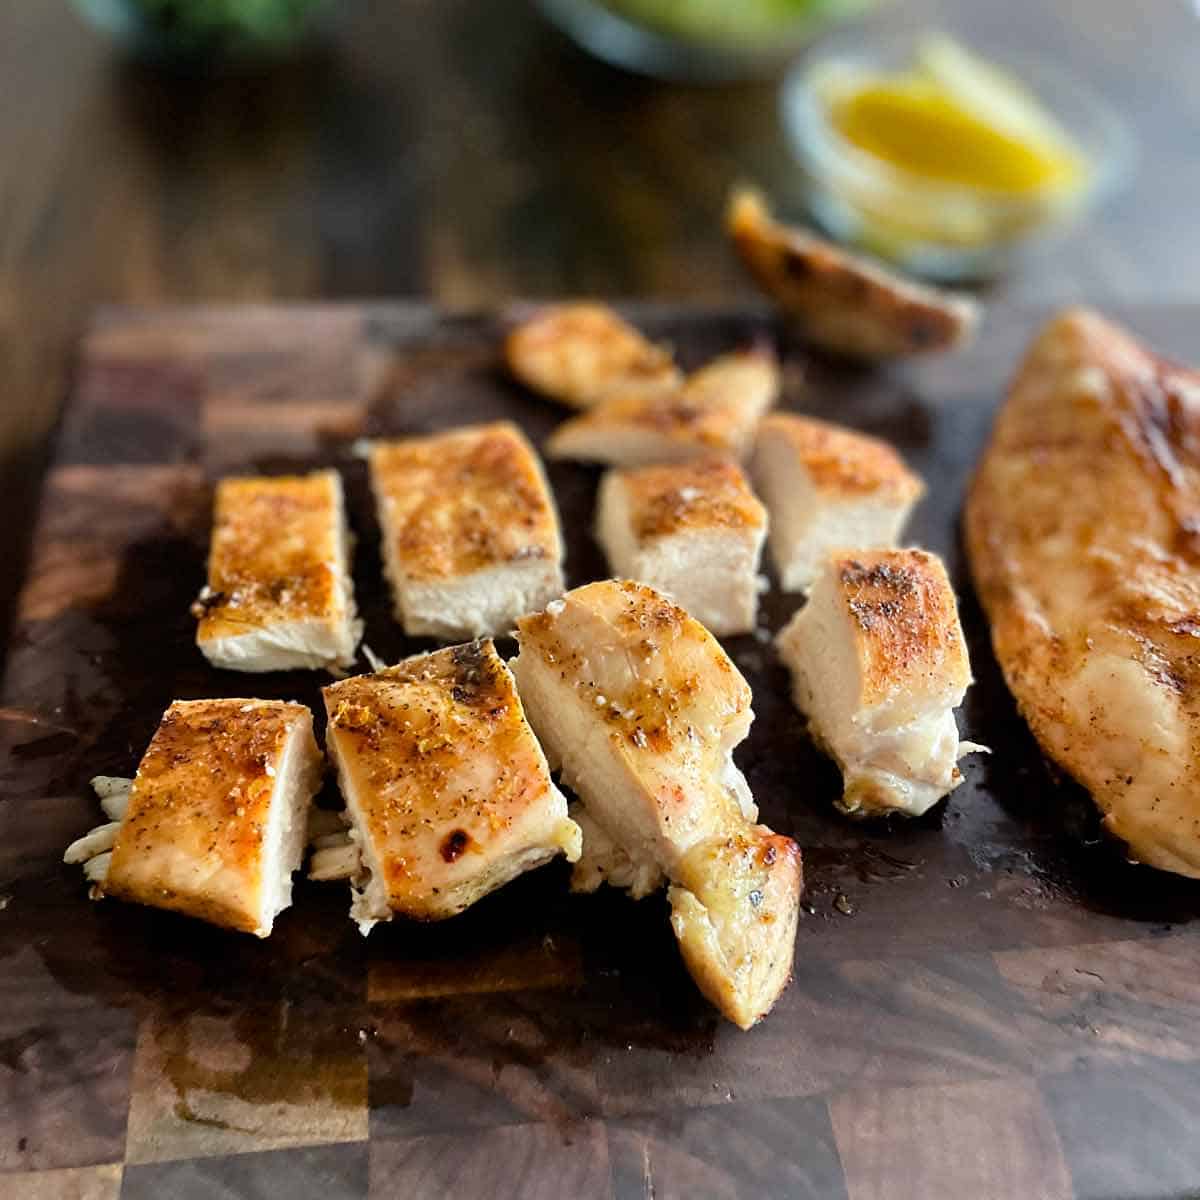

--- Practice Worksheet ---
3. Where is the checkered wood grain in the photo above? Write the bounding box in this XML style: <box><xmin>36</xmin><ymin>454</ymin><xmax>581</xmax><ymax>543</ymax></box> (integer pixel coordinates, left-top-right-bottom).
<box><xmin>2</xmin><ymin>303</ymin><xmax>1199</xmax><ymax>1199</ymax></box>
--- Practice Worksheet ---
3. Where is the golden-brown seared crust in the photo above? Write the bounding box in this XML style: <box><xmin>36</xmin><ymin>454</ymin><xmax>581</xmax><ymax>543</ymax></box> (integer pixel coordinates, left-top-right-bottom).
<box><xmin>194</xmin><ymin>472</ymin><xmax>345</xmax><ymax>643</ymax></box>
<box><xmin>504</xmin><ymin>302</ymin><xmax>681</xmax><ymax>409</ymax></box>
<box><xmin>726</xmin><ymin>188</ymin><xmax>979</xmax><ymax>359</ymax></box>
<box><xmin>323</xmin><ymin>640</ymin><xmax>570</xmax><ymax>918</ymax></box>
<box><xmin>546</xmin><ymin>348</ymin><xmax>779</xmax><ymax>462</ymax></box>
<box><xmin>758</xmin><ymin>413</ymin><xmax>925</xmax><ymax>501</ymax></box>
<box><xmin>104</xmin><ymin>699</ymin><xmax>311</xmax><ymax>933</ymax></box>
<box><xmin>616</xmin><ymin>458</ymin><xmax>766</xmax><ymax>542</ymax></box>
<box><xmin>966</xmin><ymin>308</ymin><xmax>1200</xmax><ymax>877</ymax></box>
<box><xmin>832</xmin><ymin>550</ymin><xmax>971</xmax><ymax>709</ymax></box>
<box><xmin>518</xmin><ymin>580</ymin><xmax>753</xmax><ymax>769</ymax></box>
<box><xmin>370</xmin><ymin>422</ymin><xmax>562</xmax><ymax>582</ymax></box>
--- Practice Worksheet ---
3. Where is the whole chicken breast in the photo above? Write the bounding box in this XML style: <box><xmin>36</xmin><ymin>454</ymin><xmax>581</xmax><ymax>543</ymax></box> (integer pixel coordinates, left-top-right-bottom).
<box><xmin>726</xmin><ymin>188</ymin><xmax>979</xmax><ymax>359</ymax></box>
<box><xmin>966</xmin><ymin>308</ymin><xmax>1200</xmax><ymax>878</ymax></box>
<box><xmin>505</xmin><ymin>302</ymin><xmax>682</xmax><ymax>409</ymax></box>
<box><xmin>321</xmin><ymin>639</ymin><xmax>582</xmax><ymax>931</ymax></box>
<box><xmin>545</xmin><ymin>348</ymin><xmax>780</xmax><ymax>468</ymax></box>
<box><xmin>66</xmin><ymin>699</ymin><xmax>323</xmax><ymax>936</ymax></box>
<box><xmin>511</xmin><ymin>580</ymin><xmax>802</xmax><ymax>1028</ymax></box>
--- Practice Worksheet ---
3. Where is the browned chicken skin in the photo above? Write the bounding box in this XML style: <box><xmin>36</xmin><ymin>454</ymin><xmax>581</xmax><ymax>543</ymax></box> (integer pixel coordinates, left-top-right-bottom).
<box><xmin>966</xmin><ymin>308</ymin><xmax>1200</xmax><ymax>877</ymax></box>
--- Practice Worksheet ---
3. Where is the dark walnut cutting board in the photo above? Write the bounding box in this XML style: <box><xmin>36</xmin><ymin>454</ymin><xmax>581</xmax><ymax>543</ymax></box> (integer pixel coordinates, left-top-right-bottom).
<box><xmin>2</xmin><ymin>303</ymin><xmax>1200</xmax><ymax>1200</ymax></box>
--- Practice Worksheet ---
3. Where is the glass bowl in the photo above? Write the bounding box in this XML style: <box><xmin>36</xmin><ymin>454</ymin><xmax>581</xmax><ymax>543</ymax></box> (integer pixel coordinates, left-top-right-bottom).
<box><xmin>780</xmin><ymin>33</ymin><xmax>1134</xmax><ymax>280</ymax></box>
<box><xmin>538</xmin><ymin>0</ymin><xmax>875</xmax><ymax>83</ymax></box>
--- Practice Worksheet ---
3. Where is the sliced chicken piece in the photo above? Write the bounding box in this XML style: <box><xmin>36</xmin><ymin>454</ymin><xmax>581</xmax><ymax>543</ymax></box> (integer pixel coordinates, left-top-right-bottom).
<box><xmin>546</xmin><ymin>348</ymin><xmax>780</xmax><ymax>468</ymax></box>
<box><xmin>670</xmin><ymin>827</ymin><xmax>802</xmax><ymax>1030</ymax></box>
<box><xmin>511</xmin><ymin>580</ymin><xmax>802</xmax><ymax>1028</ymax></box>
<box><xmin>726</xmin><ymin>188</ymin><xmax>980</xmax><ymax>359</ymax></box>
<box><xmin>752</xmin><ymin>413</ymin><xmax>925</xmax><ymax>592</ymax></box>
<box><xmin>777</xmin><ymin>550</ymin><xmax>982</xmax><ymax>817</ymax></box>
<box><xmin>369</xmin><ymin>421</ymin><xmax>565</xmax><ymax>640</ymax></box>
<box><xmin>321</xmin><ymin>639</ymin><xmax>581</xmax><ymax>931</ymax></box>
<box><xmin>596</xmin><ymin>457</ymin><xmax>768</xmax><ymax>636</ymax></box>
<box><xmin>67</xmin><ymin>699</ymin><xmax>323</xmax><ymax>936</ymax></box>
<box><xmin>193</xmin><ymin>470</ymin><xmax>362</xmax><ymax>673</ymax></box>
<box><xmin>505</xmin><ymin>301</ymin><xmax>682</xmax><ymax>409</ymax></box>
<box><xmin>966</xmin><ymin>308</ymin><xmax>1200</xmax><ymax>877</ymax></box>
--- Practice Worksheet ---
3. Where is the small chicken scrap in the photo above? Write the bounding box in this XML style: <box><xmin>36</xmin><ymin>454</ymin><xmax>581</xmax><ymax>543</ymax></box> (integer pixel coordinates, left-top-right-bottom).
<box><xmin>596</xmin><ymin>457</ymin><xmax>768</xmax><ymax>636</ymax></box>
<box><xmin>726</xmin><ymin>188</ymin><xmax>979</xmax><ymax>359</ymax></box>
<box><xmin>505</xmin><ymin>301</ymin><xmax>682</xmax><ymax>409</ymax></box>
<box><xmin>193</xmin><ymin>471</ymin><xmax>362</xmax><ymax>673</ymax></box>
<box><xmin>510</xmin><ymin>580</ymin><xmax>802</xmax><ymax>1029</ymax></box>
<box><xmin>368</xmin><ymin>422</ymin><xmax>565</xmax><ymax>640</ymax></box>
<box><xmin>546</xmin><ymin>348</ymin><xmax>780</xmax><ymax>468</ymax></box>
<box><xmin>65</xmin><ymin>699</ymin><xmax>323</xmax><ymax>935</ymax></box>
<box><xmin>319</xmin><ymin>639</ymin><xmax>582</xmax><ymax>931</ymax></box>
<box><xmin>752</xmin><ymin>413</ymin><xmax>925</xmax><ymax>593</ymax></box>
<box><xmin>777</xmin><ymin>549</ymin><xmax>983</xmax><ymax>818</ymax></box>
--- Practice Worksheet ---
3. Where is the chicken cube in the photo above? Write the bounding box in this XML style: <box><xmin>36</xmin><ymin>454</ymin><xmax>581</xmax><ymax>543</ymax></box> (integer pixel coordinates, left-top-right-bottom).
<box><xmin>546</xmin><ymin>348</ymin><xmax>779</xmax><ymax>468</ymax></box>
<box><xmin>66</xmin><ymin>699</ymin><xmax>323</xmax><ymax>936</ymax></box>
<box><xmin>369</xmin><ymin>422</ymin><xmax>565</xmax><ymax>640</ymax></box>
<box><xmin>511</xmin><ymin>580</ymin><xmax>802</xmax><ymax>1028</ymax></box>
<box><xmin>505</xmin><ymin>301</ymin><xmax>681</xmax><ymax>409</ymax></box>
<box><xmin>776</xmin><ymin>549</ymin><xmax>982</xmax><ymax>817</ymax></box>
<box><xmin>321</xmin><ymin>639</ymin><xmax>581</xmax><ymax>931</ymax></box>
<box><xmin>596</xmin><ymin>458</ymin><xmax>767</xmax><ymax>636</ymax></box>
<box><xmin>752</xmin><ymin>413</ymin><xmax>924</xmax><ymax>593</ymax></box>
<box><xmin>193</xmin><ymin>471</ymin><xmax>362</xmax><ymax>673</ymax></box>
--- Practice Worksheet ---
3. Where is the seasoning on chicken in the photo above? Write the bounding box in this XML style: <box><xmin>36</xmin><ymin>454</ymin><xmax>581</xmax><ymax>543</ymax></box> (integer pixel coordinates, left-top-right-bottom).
<box><xmin>752</xmin><ymin>413</ymin><xmax>924</xmax><ymax>593</ymax></box>
<box><xmin>65</xmin><ymin>699</ymin><xmax>323</xmax><ymax>936</ymax></box>
<box><xmin>193</xmin><ymin>471</ymin><xmax>362</xmax><ymax>673</ymax></box>
<box><xmin>596</xmin><ymin>458</ymin><xmax>768</xmax><ymax>636</ymax></box>
<box><xmin>726</xmin><ymin>188</ymin><xmax>979</xmax><ymax>359</ymax></box>
<box><xmin>545</xmin><ymin>348</ymin><xmax>780</xmax><ymax>468</ymax></box>
<box><xmin>505</xmin><ymin>301</ymin><xmax>682</xmax><ymax>409</ymax></box>
<box><xmin>510</xmin><ymin>580</ymin><xmax>802</xmax><ymax>1029</ymax></box>
<box><xmin>776</xmin><ymin>549</ymin><xmax>983</xmax><ymax>817</ymax></box>
<box><xmin>319</xmin><ymin>639</ymin><xmax>582</xmax><ymax>932</ymax></box>
<box><xmin>369</xmin><ymin>422</ymin><xmax>565</xmax><ymax>640</ymax></box>
<box><xmin>966</xmin><ymin>308</ymin><xmax>1200</xmax><ymax>878</ymax></box>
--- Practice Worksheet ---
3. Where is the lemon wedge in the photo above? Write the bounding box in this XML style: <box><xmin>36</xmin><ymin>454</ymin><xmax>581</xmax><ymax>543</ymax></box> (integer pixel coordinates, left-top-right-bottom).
<box><xmin>828</xmin><ymin>35</ymin><xmax>1087</xmax><ymax>197</ymax></box>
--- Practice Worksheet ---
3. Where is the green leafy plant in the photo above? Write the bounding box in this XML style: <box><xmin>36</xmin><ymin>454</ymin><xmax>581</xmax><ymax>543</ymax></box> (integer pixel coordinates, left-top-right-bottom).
<box><xmin>125</xmin><ymin>0</ymin><xmax>327</xmax><ymax>50</ymax></box>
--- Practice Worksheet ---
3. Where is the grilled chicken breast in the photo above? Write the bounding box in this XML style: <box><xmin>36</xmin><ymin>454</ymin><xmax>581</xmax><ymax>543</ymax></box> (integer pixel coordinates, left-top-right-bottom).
<box><xmin>546</xmin><ymin>348</ymin><xmax>780</xmax><ymax>468</ymax></box>
<box><xmin>777</xmin><ymin>550</ymin><xmax>980</xmax><ymax>817</ymax></box>
<box><xmin>505</xmin><ymin>302</ymin><xmax>682</xmax><ymax>409</ymax></box>
<box><xmin>966</xmin><ymin>308</ymin><xmax>1200</xmax><ymax>877</ymax></box>
<box><xmin>321</xmin><ymin>640</ymin><xmax>581</xmax><ymax>931</ymax></box>
<box><xmin>726</xmin><ymin>188</ymin><xmax>979</xmax><ymax>359</ymax></box>
<box><xmin>511</xmin><ymin>580</ymin><xmax>802</xmax><ymax>1028</ymax></box>
<box><xmin>65</xmin><ymin>700</ymin><xmax>323</xmax><ymax>936</ymax></box>
<box><xmin>752</xmin><ymin>413</ymin><xmax>925</xmax><ymax>593</ymax></box>
<box><xmin>596</xmin><ymin>458</ymin><xmax>768</xmax><ymax>636</ymax></box>
<box><xmin>193</xmin><ymin>471</ymin><xmax>362</xmax><ymax>672</ymax></box>
<box><xmin>369</xmin><ymin>422</ymin><xmax>565</xmax><ymax>640</ymax></box>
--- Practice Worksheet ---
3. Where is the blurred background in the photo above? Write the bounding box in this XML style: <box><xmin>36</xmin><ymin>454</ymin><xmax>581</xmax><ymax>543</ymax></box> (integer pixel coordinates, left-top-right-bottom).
<box><xmin>1</xmin><ymin>0</ymin><xmax>1198</xmax><ymax>623</ymax></box>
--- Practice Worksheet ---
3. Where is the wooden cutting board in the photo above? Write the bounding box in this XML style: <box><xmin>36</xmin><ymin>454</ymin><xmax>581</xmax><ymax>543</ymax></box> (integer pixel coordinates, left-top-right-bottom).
<box><xmin>3</xmin><ymin>303</ymin><xmax>1199</xmax><ymax>1200</ymax></box>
